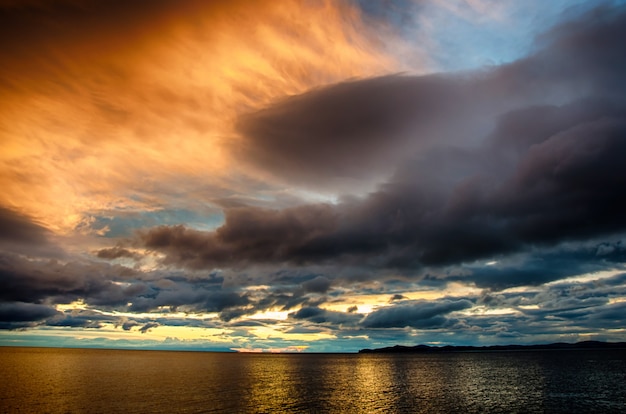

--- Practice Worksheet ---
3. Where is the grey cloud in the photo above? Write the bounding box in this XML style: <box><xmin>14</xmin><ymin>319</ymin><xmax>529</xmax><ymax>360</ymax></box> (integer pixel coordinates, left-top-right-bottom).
<box><xmin>236</xmin><ymin>4</ymin><xmax>626</xmax><ymax>191</ymax></box>
<box><xmin>0</xmin><ymin>206</ymin><xmax>62</xmax><ymax>257</ymax></box>
<box><xmin>301</xmin><ymin>276</ymin><xmax>331</xmax><ymax>294</ymax></box>
<box><xmin>589</xmin><ymin>301</ymin><xmax>626</xmax><ymax>324</ymax></box>
<box><xmin>461</xmin><ymin>269</ymin><xmax>626</xmax><ymax>337</ymax></box>
<box><xmin>0</xmin><ymin>251</ymin><xmax>253</xmax><ymax>322</ymax></box>
<box><xmin>361</xmin><ymin>299</ymin><xmax>473</xmax><ymax>329</ymax></box>
<box><xmin>134</xmin><ymin>6</ymin><xmax>626</xmax><ymax>279</ymax></box>
<box><xmin>139</xmin><ymin>322</ymin><xmax>159</xmax><ymax>333</ymax></box>
<box><xmin>96</xmin><ymin>246</ymin><xmax>139</xmax><ymax>260</ymax></box>
<box><xmin>491</xmin><ymin>117</ymin><xmax>626</xmax><ymax>244</ymax></box>
<box><xmin>235</xmin><ymin>74</ymin><xmax>467</xmax><ymax>187</ymax></box>
<box><xmin>289</xmin><ymin>306</ymin><xmax>360</xmax><ymax>326</ymax></box>
<box><xmin>461</xmin><ymin>240</ymin><xmax>626</xmax><ymax>290</ymax></box>
<box><xmin>46</xmin><ymin>310</ymin><xmax>109</xmax><ymax>329</ymax></box>
<box><xmin>601</xmin><ymin>272</ymin><xmax>626</xmax><ymax>287</ymax></box>
<box><xmin>227</xmin><ymin>319</ymin><xmax>267</xmax><ymax>328</ymax></box>
<box><xmin>0</xmin><ymin>301</ymin><xmax>59</xmax><ymax>329</ymax></box>
<box><xmin>0</xmin><ymin>253</ymin><xmax>139</xmax><ymax>306</ymax></box>
<box><xmin>128</xmin><ymin>284</ymin><xmax>249</xmax><ymax>317</ymax></box>
<box><xmin>0</xmin><ymin>206</ymin><xmax>50</xmax><ymax>245</ymax></box>
<box><xmin>139</xmin><ymin>205</ymin><xmax>337</xmax><ymax>268</ymax></box>
<box><xmin>284</xmin><ymin>326</ymin><xmax>329</xmax><ymax>334</ymax></box>
<box><xmin>4</xmin><ymin>3</ymin><xmax>626</xmax><ymax>345</ymax></box>
<box><xmin>122</xmin><ymin>320</ymin><xmax>140</xmax><ymax>331</ymax></box>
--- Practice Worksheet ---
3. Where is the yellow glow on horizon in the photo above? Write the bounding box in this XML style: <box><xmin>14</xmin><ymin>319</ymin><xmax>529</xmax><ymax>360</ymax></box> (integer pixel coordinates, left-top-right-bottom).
<box><xmin>545</xmin><ymin>269</ymin><xmax>623</xmax><ymax>286</ymax></box>
<box><xmin>501</xmin><ymin>285</ymin><xmax>541</xmax><ymax>294</ymax></box>
<box><xmin>0</xmin><ymin>324</ymin><xmax>233</xmax><ymax>345</ymax></box>
<box><xmin>518</xmin><ymin>304</ymin><xmax>540</xmax><ymax>310</ymax></box>
<box><xmin>244</xmin><ymin>310</ymin><xmax>289</xmax><ymax>321</ymax></box>
<box><xmin>140</xmin><ymin>325</ymin><xmax>232</xmax><ymax>343</ymax></box>
<box><xmin>54</xmin><ymin>302</ymin><xmax>220</xmax><ymax>322</ymax></box>
<box><xmin>324</xmin><ymin>282</ymin><xmax>483</xmax><ymax>314</ymax></box>
<box><xmin>56</xmin><ymin>300</ymin><xmax>88</xmax><ymax>312</ymax></box>
<box><xmin>460</xmin><ymin>306</ymin><xmax>519</xmax><ymax>316</ymax></box>
<box><xmin>231</xmin><ymin>345</ymin><xmax>309</xmax><ymax>353</ymax></box>
<box><xmin>247</xmin><ymin>325</ymin><xmax>335</xmax><ymax>342</ymax></box>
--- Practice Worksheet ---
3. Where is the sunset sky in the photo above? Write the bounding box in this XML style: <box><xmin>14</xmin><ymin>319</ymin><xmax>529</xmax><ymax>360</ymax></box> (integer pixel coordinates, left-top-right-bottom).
<box><xmin>1</xmin><ymin>0</ymin><xmax>626</xmax><ymax>352</ymax></box>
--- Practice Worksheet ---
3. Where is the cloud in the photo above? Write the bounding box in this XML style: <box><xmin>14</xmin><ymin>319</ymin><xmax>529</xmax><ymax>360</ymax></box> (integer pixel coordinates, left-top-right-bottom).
<box><xmin>128</xmin><ymin>286</ymin><xmax>249</xmax><ymax>317</ymax></box>
<box><xmin>0</xmin><ymin>206</ymin><xmax>50</xmax><ymax>245</ymax></box>
<box><xmin>0</xmin><ymin>0</ymin><xmax>400</xmax><ymax>234</ymax></box>
<box><xmin>289</xmin><ymin>306</ymin><xmax>360</xmax><ymax>327</ymax></box>
<box><xmin>389</xmin><ymin>294</ymin><xmax>406</xmax><ymax>302</ymax></box>
<box><xmin>120</xmin><ymin>320</ymin><xmax>139</xmax><ymax>331</ymax></box>
<box><xmin>493</xmin><ymin>117</ymin><xmax>626</xmax><ymax>243</ymax></box>
<box><xmin>361</xmin><ymin>299</ymin><xmax>473</xmax><ymax>329</ymax></box>
<box><xmin>138</xmin><ymin>205</ymin><xmax>338</xmax><ymax>268</ymax></box>
<box><xmin>457</xmin><ymin>241</ymin><xmax>626</xmax><ymax>289</ymax></box>
<box><xmin>96</xmin><ymin>246</ymin><xmax>139</xmax><ymax>260</ymax></box>
<box><xmin>139</xmin><ymin>322</ymin><xmax>159</xmax><ymax>334</ymax></box>
<box><xmin>134</xmin><ymin>5</ymin><xmax>626</xmax><ymax>277</ymax></box>
<box><xmin>0</xmin><ymin>301</ymin><xmax>59</xmax><ymax>329</ymax></box>
<box><xmin>301</xmin><ymin>276</ymin><xmax>332</xmax><ymax>294</ymax></box>
<box><xmin>46</xmin><ymin>310</ymin><xmax>109</xmax><ymax>329</ymax></box>
<box><xmin>235</xmin><ymin>74</ymin><xmax>466</xmax><ymax>188</ymax></box>
<box><xmin>0</xmin><ymin>206</ymin><xmax>63</xmax><ymax>257</ymax></box>
<box><xmin>0</xmin><ymin>252</ymin><xmax>142</xmax><ymax>306</ymax></box>
<box><xmin>2</xmin><ymin>2</ymin><xmax>626</xmax><ymax>350</ymax></box>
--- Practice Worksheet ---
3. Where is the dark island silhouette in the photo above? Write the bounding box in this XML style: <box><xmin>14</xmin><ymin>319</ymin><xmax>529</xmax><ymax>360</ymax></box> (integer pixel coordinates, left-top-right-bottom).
<box><xmin>359</xmin><ymin>340</ymin><xmax>626</xmax><ymax>353</ymax></box>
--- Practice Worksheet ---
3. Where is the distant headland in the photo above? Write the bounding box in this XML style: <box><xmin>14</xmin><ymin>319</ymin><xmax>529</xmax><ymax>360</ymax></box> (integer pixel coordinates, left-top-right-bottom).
<box><xmin>358</xmin><ymin>340</ymin><xmax>626</xmax><ymax>354</ymax></box>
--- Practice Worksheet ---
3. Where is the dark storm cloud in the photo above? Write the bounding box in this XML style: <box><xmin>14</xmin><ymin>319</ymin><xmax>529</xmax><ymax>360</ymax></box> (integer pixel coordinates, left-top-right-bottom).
<box><xmin>0</xmin><ymin>301</ymin><xmax>59</xmax><ymax>329</ymax></box>
<box><xmin>0</xmin><ymin>207</ymin><xmax>50</xmax><ymax>245</ymax></box>
<box><xmin>361</xmin><ymin>299</ymin><xmax>473</xmax><ymax>328</ymax></box>
<box><xmin>457</xmin><ymin>241</ymin><xmax>626</xmax><ymax>289</ymax></box>
<box><xmin>0</xmin><ymin>206</ymin><xmax>63</xmax><ymax>257</ymax></box>
<box><xmin>5</xmin><ymin>2</ymin><xmax>626</xmax><ymax>347</ymax></box>
<box><xmin>460</xmin><ymin>270</ymin><xmax>626</xmax><ymax>337</ymax></box>
<box><xmin>0</xmin><ymin>252</ymin><xmax>139</xmax><ymax>305</ymax></box>
<box><xmin>235</xmin><ymin>74</ymin><xmax>465</xmax><ymax>185</ymax></box>
<box><xmin>301</xmin><ymin>276</ymin><xmax>332</xmax><ymax>294</ymax></box>
<box><xmin>351</xmin><ymin>268</ymin><xmax>626</xmax><ymax>342</ymax></box>
<box><xmin>139</xmin><ymin>205</ymin><xmax>338</xmax><ymax>268</ymax></box>
<box><xmin>128</xmin><ymin>285</ymin><xmax>249</xmax><ymax>316</ymax></box>
<box><xmin>236</xmin><ymin>4</ymin><xmax>626</xmax><ymax>188</ymax></box>
<box><xmin>2</xmin><ymin>245</ymin><xmax>323</xmax><ymax>322</ymax></box>
<box><xmin>289</xmin><ymin>306</ymin><xmax>361</xmax><ymax>326</ymax></box>
<box><xmin>46</xmin><ymin>310</ymin><xmax>110</xmax><ymax>329</ymax></box>
<box><xmin>136</xmin><ymin>5</ymin><xmax>626</xmax><ymax>280</ymax></box>
<box><xmin>492</xmin><ymin>117</ymin><xmax>626</xmax><ymax>244</ymax></box>
<box><xmin>586</xmin><ymin>301</ymin><xmax>626</xmax><ymax>326</ymax></box>
<box><xmin>0</xmin><ymin>252</ymin><xmax>252</xmax><ymax>319</ymax></box>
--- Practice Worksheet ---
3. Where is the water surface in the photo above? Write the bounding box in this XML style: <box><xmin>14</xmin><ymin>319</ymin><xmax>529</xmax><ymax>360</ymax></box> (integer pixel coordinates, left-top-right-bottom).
<box><xmin>1</xmin><ymin>347</ymin><xmax>625</xmax><ymax>413</ymax></box>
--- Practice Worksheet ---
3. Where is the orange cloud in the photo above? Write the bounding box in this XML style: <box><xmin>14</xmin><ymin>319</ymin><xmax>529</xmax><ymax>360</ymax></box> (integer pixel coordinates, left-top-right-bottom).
<box><xmin>0</xmin><ymin>0</ymin><xmax>407</xmax><ymax>234</ymax></box>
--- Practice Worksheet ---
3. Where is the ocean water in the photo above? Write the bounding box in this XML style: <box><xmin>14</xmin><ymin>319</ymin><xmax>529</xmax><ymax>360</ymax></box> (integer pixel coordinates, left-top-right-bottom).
<box><xmin>1</xmin><ymin>347</ymin><xmax>625</xmax><ymax>413</ymax></box>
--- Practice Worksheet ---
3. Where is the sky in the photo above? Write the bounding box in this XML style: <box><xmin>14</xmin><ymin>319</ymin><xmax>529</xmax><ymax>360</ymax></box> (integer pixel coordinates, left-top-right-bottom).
<box><xmin>1</xmin><ymin>0</ymin><xmax>626</xmax><ymax>353</ymax></box>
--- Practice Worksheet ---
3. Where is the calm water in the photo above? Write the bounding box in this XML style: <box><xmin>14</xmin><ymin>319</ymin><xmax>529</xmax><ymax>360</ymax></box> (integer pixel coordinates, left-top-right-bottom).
<box><xmin>1</xmin><ymin>347</ymin><xmax>625</xmax><ymax>413</ymax></box>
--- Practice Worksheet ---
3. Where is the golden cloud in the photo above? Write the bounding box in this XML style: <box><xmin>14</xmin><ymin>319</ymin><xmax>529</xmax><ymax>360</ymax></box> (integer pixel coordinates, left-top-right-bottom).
<box><xmin>0</xmin><ymin>0</ymin><xmax>405</xmax><ymax>233</ymax></box>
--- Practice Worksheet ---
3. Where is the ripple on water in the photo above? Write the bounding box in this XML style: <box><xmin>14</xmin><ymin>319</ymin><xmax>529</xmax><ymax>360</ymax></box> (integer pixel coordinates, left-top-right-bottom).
<box><xmin>1</xmin><ymin>348</ymin><xmax>625</xmax><ymax>413</ymax></box>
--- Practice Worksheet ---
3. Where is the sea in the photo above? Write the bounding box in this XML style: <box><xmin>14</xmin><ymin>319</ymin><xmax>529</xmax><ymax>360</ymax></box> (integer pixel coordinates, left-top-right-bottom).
<box><xmin>1</xmin><ymin>347</ymin><xmax>625</xmax><ymax>413</ymax></box>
